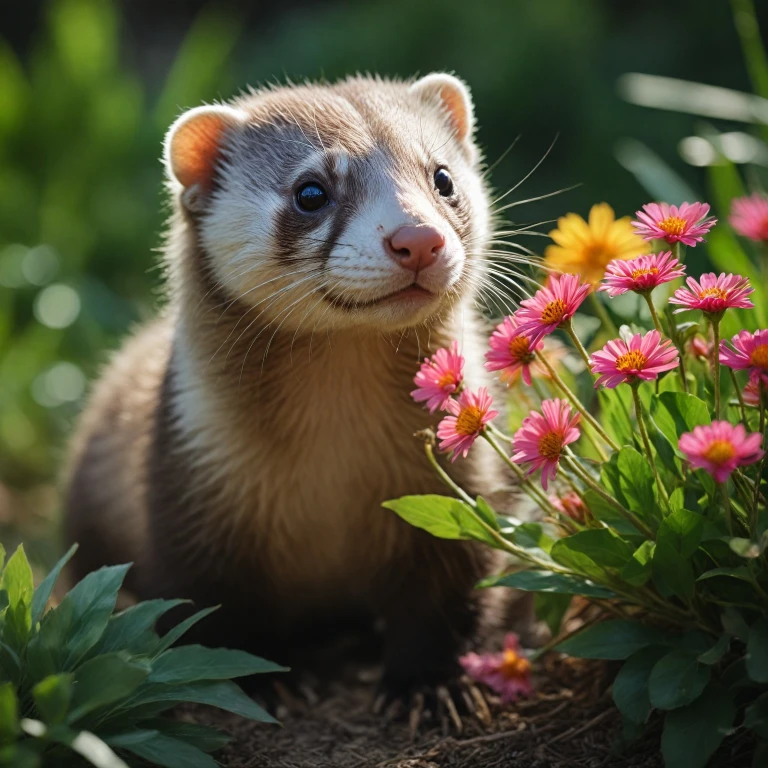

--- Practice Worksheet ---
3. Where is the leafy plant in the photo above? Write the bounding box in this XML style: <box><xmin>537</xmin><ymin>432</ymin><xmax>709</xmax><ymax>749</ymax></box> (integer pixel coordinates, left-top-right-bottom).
<box><xmin>0</xmin><ymin>542</ymin><xmax>284</xmax><ymax>767</ymax></box>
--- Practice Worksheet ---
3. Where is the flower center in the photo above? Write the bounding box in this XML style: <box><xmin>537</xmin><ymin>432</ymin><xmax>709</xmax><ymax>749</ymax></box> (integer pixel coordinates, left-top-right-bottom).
<box><xmin>508</xmin><ymin>335</ymin><xmax>534</xmax><ymax>362</ymax></box>
<box><xmin>455</xmin><ymin>405</ymin><xmax>484</xmax><ymax>436</ymax></box>
<box><xmin>702</xmin><ymin>439</ymin><xmax>736</xmax><ymax>465</ymax></box>
<box><xmin>437</xmin><ymin>371</ymin><xmax>457</xmax><ymax>389</ymax></box>
<box><xmin>538</xmin><ymin>430</ymin><xmax>564</xmax><ymax>459</ymax></box>
<box><xmin>631</xmin><ymin>267</ymin><xmax>659</xmax><ymax>279</ymax></box>
<box><xmin>540</xmin><ymin>298</ymin><xmax>567</xmax><ymax>325</ymax></box>
<box><xmin>658</xmin><ymin>216</ymin><xmax>687</xmax><ymax>236</ymax></box>
<box><xmin>698</xmin><ymin>287</ymin><xmax>728</xmax><ymax>300</ymax></box>
<box><xmin>615</xmin><ymin>350</ymin><xmax>648</xmax><ymax>372</ymax></box>
<box><xmin>499</xmin><ymin>649</ymin><xmax>531</xmax><ymax>680</ymax></box>
<box><xmin>751</xmin><ymin>344</ymin><xmax>768</xmax><ymax>369</ymax></box>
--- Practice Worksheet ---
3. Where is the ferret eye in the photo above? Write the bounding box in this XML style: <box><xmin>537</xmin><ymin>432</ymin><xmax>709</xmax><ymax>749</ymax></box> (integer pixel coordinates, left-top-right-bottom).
<box><xmin>296</xmin><ymin>182</ymin><xmax>329</xmax><ymax>212</ymax></box>
<box><xmin>433</xmin><ymin>168</ymin><xmax>454</xmax><ymax>197</ymax></box>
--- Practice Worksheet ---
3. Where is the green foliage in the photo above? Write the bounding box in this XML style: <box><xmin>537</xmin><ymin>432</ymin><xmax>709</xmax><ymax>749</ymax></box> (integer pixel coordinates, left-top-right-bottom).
<box><xmin>0</xmin><ymin>544</ymin><xmax>285</xmax><ymax>766</ymax></box>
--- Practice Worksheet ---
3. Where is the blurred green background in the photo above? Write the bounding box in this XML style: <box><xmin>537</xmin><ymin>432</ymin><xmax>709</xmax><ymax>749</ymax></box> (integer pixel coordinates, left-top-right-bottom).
<box><xmin>1</xmin><ymin>0</ymin><xmax>767</xmax><ymax>569</ymax></box>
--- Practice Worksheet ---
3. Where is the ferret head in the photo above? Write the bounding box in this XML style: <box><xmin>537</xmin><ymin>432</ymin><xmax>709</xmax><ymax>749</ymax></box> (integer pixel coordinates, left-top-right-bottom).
<box><xmin>164</xmin><ymin>74</ymin><xmax>490</xmax><ymax>333</ymax></box>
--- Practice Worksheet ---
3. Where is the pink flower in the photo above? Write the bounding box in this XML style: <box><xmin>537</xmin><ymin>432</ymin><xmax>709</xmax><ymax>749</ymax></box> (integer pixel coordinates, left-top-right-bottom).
<box><xmin>719</xmin><ymin>329</ymin><xmax>768</xmax><ymax>387</ymax></box>
<box><xmin>632</xmin><ymin>201</ymin><xmax>716</xmax><ymax>246</ymax></box>
<box><xmin>744</xmin><ymin>376</ymin><xmax>763</xmax><ymax>407</ymax></box>
<box><xmin>511</xmin><ymin>399</ymin><xmax>580</xmax><ymax>490</ymax></box>
<box><xmin>436</xmin><ymin>387</ymin><xmax>498</xmax><ymax>461</ymax></box>
<box><xmin>730</xmin><ymin>193</ymin><xmax>768</xmax><ymax>242</ymax></box>
<box><xmin>511</xmin><ymin>274</ymin><xmax>591</xmax><ymax>347</ymax></box>
<box><xmin>485</xmin><ymin>316</ymin><xmax>544</xmax><ymax>386</ymax></box>
<box><xmin>459</xmin><ymin>633</ymin><xmax>533</xmax><ymax>703</ymax></box>
<box><xmin>549</xmin><ymin>491</ymin><xmax>588</xmax><ymax>523</ymax></box>
<box><xmin>669</xmin><ymin>273</ymin><xmax>754</xmax><ymax>316</ymax></box>
<box><xmin>590</xmin><ymin>330</ymin><xmax>679</xmax><ymax>389</ymax></box>
<box><xmin>679</xmin><ymin>421</ymin><xmax>764</xmax><ymax>483</ymax></box>
<box><xmin>411</xmin><ymin>341</ymin><xmax>464</xmax><ymax>413</ymax></box>
<box><xmin>598</xmin><ymin>251</ymin><xmax>685</xmax><ymax>297</ymax></box>
<box><xmin>689</xmin><ymin>334</ymin><xmax>713</xmax><ymax>361</ymax></box>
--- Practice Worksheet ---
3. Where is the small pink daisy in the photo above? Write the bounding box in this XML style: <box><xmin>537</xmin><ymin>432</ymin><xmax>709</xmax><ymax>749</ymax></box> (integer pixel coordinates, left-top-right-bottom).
<box><xmin>511</xmin><ymin>398</ymin><xmax>580</xmax><ymax>490</ymax></box>
<box><xmin>598</xmin><ymin>251</ymin><xmax>685</xmax><ymax>297</ymax></box>
<box><xmin>411</xmin><ymin>341</ymin><xmax>464</xmax><ymax>413</ymax></box>
<box><xmin>549</xmin><ymin>491</ymin><xmax>587</xmax><ymax>523</ymax></box>
<box><xmin>679</xmin><ymin>421</ymin><xmax>764</xmax><ymax>483</ymax></box>
<box><xmin>719</xmin><ymin>329</ymin><xmax>768</xmax><ymax>387</ymax></box>
<box><xmin>485</xmin><ymin>316</ymin><xmax>544</xmax><ymax>386</ymax></box>
<box><xmin>669</xmin><ymin>273</ymin><xmax>754</xmax><ymax>316</ymax></box>
<box><xmin>730</xmin><ymin>193</ymin><xmax>768</xmax><ymax>242</ymax></box>
<box><xmin>590</xmin><ymin>330</ymin><xmax>679</xmax><ymax>389</ymax></box>
<box><xmin>689</xmin><ymin>334</ymin><xmax>713</xmax><ymax>361</ymax></box>
<box><xmin>744</xmin><ymin>376</ymin><xmax>764</xmax><ymax>408</ymax></box>
<box><xmin>436</xmin><ymin>387</ymin><xmax>498</xmax><ymax>461</ymax></box>
<box><xmin>459</xmin><ymin>633</ymin><xmax>533</xmax><ymax>703</ymax></box>
<box><xmin>633</xmin><ymin>201</ymin><xmax>717</xmax><ymax>246</ymax></box>
<box><xmin>511</xmin><ymin>274</ymin><xmax>591</xmax><ymax>347</ymax></box>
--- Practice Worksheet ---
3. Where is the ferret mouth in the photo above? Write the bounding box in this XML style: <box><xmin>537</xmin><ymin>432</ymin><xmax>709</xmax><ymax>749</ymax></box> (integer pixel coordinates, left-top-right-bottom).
<box><xmin>327</xmin><ymin>284</ymin><xmax>437</xmax><ymax>311</ymax></box>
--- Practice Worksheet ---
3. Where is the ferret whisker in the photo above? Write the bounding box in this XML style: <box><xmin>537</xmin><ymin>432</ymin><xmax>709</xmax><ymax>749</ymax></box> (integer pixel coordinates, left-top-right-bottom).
<box><xmin>483</xmin><ymin>134</ymin><xmax>521</xmax><ymax>176</ymax></box>
<box><xmin>489</xmin><ymin>133</ymin><xmax>559</xmax><ymax>208</ymax></box>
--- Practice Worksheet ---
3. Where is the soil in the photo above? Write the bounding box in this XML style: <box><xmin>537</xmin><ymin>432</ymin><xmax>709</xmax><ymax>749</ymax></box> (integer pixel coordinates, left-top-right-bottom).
<box><xmin>187</xmin><ymin>652</ymin><xmax>754</xmax><ymax>768</ymax></box>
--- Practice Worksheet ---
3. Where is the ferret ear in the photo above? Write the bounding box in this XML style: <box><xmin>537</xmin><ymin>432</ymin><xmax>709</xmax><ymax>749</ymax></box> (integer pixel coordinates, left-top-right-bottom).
<box><xmin>410</xmin><ymin>73</ymin><xmax>475</xmax><ymax>145</ymax></box>
<box><xmin>164</xmin><ymin>104</ymin><xmax>247</xmax><ymax>209</ymax></box>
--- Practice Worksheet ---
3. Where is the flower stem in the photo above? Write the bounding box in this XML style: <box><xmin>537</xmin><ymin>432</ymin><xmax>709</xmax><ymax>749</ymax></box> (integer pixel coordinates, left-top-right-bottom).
<box><xmin>422</xmin><ymin>438</ymin><xmax>476</xmax><ymax>507</ymax></box>
<box><xmin>729</xmin><ymin>368</ymin><xmax>748</xmax><ymax>423</ymax></box>
<box><xmin>712</xmin><ymin>316</ymin><xmax>722</xmax><ymax>419</ymax></box>
<box><xmin>564</xmin><ymin>320</ymin><xmax>593</xmax><ymax>371</ymax></box>
<box><xmin>663</xmin><ymin>305</ymin><xmax>688</xmax><ymax>393</ymax></box>
<box><xmin>752</xmin><ymin>382</ymin><xmax>767</xmax><ymax>536</ymax></box>
<box><xmin>720</xmin><ymin>481</ymin><xmax>734</xmax><ymax>537</ymax></box>
<box><xmin>642</xmin><ymin>292</ymin><xmax>664</xmax><ymax>336</ymax></box>
<box><xmin>589</xmin><ymin>291</ymin><xmax>619</xmax><ymax>338</ymax></box>
<box><xmin>535</xmin><ymin>351</ymin><xmax>619</xmax><ymax>457</ymax></box>
<box><xmin>672</xmin><ymin>241</ymin><xmax>685</xmax><ymax>265</ymax></box>
<box><xmin>563</xmin><ymin>452</ymin><xmax>655</xmax><ymax>538</ymax></box>
<box><xmin>630</xmin><ymin>383</ymin><xmax>671</xmax><ymax>513</ymax></box>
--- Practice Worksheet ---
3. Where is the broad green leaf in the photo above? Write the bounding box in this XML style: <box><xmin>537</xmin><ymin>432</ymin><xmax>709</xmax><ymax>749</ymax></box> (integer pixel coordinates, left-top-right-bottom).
<box><xmin>154</xmin><ymin>606</ymin><xmax>219</xmax><ymax>655</ymax></box>
<box><xmin>478</xmin><ymin>569</ymin><xmax>614</xmax><ymax>599</ymax></box>
<box><xmin>657</xmin><ymin>508</ymin><xmax>703</xmax><ymax>558</ymax></box>
<box><xmin>0</xmin><ymin>546</ymin><xmax>34</xmax><ymax>646</ymax></box>
<box><xmin>651</xmin><ymin>392</ymin><xmax>711</xmax><ymax>454</ymax></box>
<box><xmin>648</xmin><ymin>650</ymin><xmax>710</xmax><ymax>710</ymax></box>
<box><xmin>143</xmin><ymin>720</ymin><xmax>231</xmax><ymax>753</ymax></box>
<box><xmin>0</xmin><ymin>683</ymin><xmax>18</xmax><ymax>744</ymax></box>
<box><xmin>697</xmin><ymin>633</ymin><xmax>730</xmax><ymax>665</ymax></box>
<box><xmin>125</xmin><ymin>679</ymin><xmax>276</xmax><ymax>723</ymax></box>
<box><xmin>551</xmin><ymin>529</ymin><xmax>634</xmax><ymax>582</ymax></box>
<box><xmin>556</xmin><ymin>620</ymin><xmax>668</xmax><ymax>660</ymax></box>
<box><xmin>598</xmin><ymin>387</ymin><xmax>635</xmax><ymax>447</ymax></box>
<box><xmin>382</xmin><ymin>495</ymin><xmax>488</xmax><ymax>542</ymax></box>
<box><xmin>747</xmin><ymin>618</ymin><xmax>768</xmax><ymax>683</ymax></box>
<box><xmin>722</xmin><ymin>607</ymin><xmax>750</xmax><ymax>642</ymax></box>
<box><xmin>697</xmin><ymin>566</ymin><xmax>753</xmax><ymax>583</ymax></box>
<box><xmin>745</xmin><ymin>691</ymin><xmax>768</xmax><ymax>740</ymax></box>
<box><xmin>616</xmin><ymin>447</ymin><xmax>656</xmax><ymax>514</ymax></box>
<box><xmin>475</xmin><ymin>497</ymin><xmax>500</xmax><ymax>530</ymax></box>
<box><xmin>104</xmin><ymin>730</ymin><xmax>158</xmax><ymax>747</ymax></box>
<box><xmin>652</xmin><ymin>539</ymin><xmax>695</xmax><ymax>601</ymax></box>
<box><xmin>661</xmin><ymin>684</ymin><xmax>734</xmax><ymax>768</ymax></box>
<box><xmin>68</xmin><ymin>653</ymin><xmax>150</xmax><ymax>723</ymax></box>
<box><xmin>508</xmin><ymin>522</ymin><xmax>554</xmax><ymax>555</ymax></box>
<box><xmin>148</xmin><ymin>645</ymin><xmax>287</xmax><ymax>684</ymax></box>
<box><xmin>612</xmin><ymin>646</ymin><xmax>667</xmax><ymax>724</ymax></box>
<box><xmin>32</xmin><ymin>673</ymin><xmax>73</xmax><ymax>725</ymax></box>
<box><xmin>122</xmin><ymin>733</ymin><xmax>217</xmax><ymax>768</ymax></box>
<box><xmin>31</xmin><ymin>544</ymin><xmax>77</xmax><ymax>625</ymax></box>
<box><xmin>582</xmin><ymin>490</ymin><xmax>641</xmax><ymax>536</ymax></box>
<box><xmin>621</xmin><ymin>541</ymin><xmax>654</xmax><ymax>587</ymax></box>
<box><xmin>534</xmin><ymin>593</ymin><xmax>571</xmax><ymax>636</ymax></box>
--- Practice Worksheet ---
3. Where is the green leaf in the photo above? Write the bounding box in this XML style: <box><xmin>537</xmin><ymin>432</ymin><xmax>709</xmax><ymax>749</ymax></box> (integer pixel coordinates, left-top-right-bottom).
<box><xmin>148</xmin><ymin>645</ymin><xmax>287</xmax><ymax>684</ymax></box>
<box><xmin>35</xmin><ymin>722</ymin><xmax>131</xmax><ymax>768</ymax></box>
<box><xmin>0</xmin><ymin>683</ymin><xmax>18</xmax><ymax>744</ymax></box>
<box><xmin>478</xmin><ymin>569</ymin><xmax>614</xmax><ymax>598</ymax></box>
<box><xmin>104</xmin><ymin>729</ymin><xmax>159</xmax><ymax>747</ymax></box>
<box><xmin>551</xmin><ymin>529</ymin><xmax>634</xmax><ymax>582</ymax></box>
<box><xmin>556</xmin><ymin>620</ymin><xmax>668</xmax><ymax>660</ymax></box>
<box><xmin>143</xmin><ymin>720</ymin><xmax>231</xmax><ymax>753</ymax></box>
<box><xmin>745</xmin><ymin>691</ymin><xmax>768</xmax><ymax>740</ymax></box>
<box><xmin>616</xmin><ymin>447</ymin><xmax>656</xmax><ymax>514</ymax></box>
<box><xmin>382</xmin><ymin>495</ymin><xmax>490</xmax><ymax>543</ymax></box>
<box><xmin>652</xmin><ymin>538</ymin><xmax>695</xmax><ymax>601</ymax></box>
<box><xmin>722</xmin><ymin>607</ymin><xmax>751</xmax><ymax>642</ymax></box>
<box><xmin>621</xmin><ymin>541</ymin><xmax>654</xmax><ymax>587</ymax></box>
<box><xmin>661</xmin><ymin>684</ymin><xmax>734</xmax><ymax>768</ymax></box>
<box><xmin>583</xmin><ymin>490</ymin><xmax>641</xmax><ymax>536</ymax></box>
<box><xmin>154</xmin><ymin>606</ymin><xmax>219</xmax><ymax>655</ymax></box>
<box><xmin>68</xmin><ymin>653</ymin><xmax>150</xmax><ymax>723</ymax></box>
<box><xmin>31</xmin><ymin>544</ymin><xmax>77</xmax><ymax>625</ymax></box>
<box><xmin>657</xmin><ymin>508</ymin><xmax>703</xmax><ymax>558</ymax></box>
<box><xmin>698</xmin><ymin>633</ymin><xmax>730</xmax><ymax>665</ymax></box>
<box><xmin>0</xmin><ymin>546</ymin><xmax>34</xmax><ymax>647</ymax></box>
<box><xmin>0</xmin><ymin>591</ymin><xmax>7</xmax><ymax>615</ymax></box>
<box><xmin>32</xmin><ymin>674</ymin><xmax>73</xmax><ymax>725</ymax></box>
<box><xmin>534</xmin><ymin>593</ymin><xmax>571</xmax><ymax>636</ymax></box>
<box><xmin>697</xmin><ymin>566</ymin><xmax>753</xmax><ymax>583</ymax></box>
<box><xmin>508</xmin><ymin>522</ymin><xmax>554</xmax><ymax>555</ymax></box>
<box><xmin>648</xmin><ymin>650</ymin><xmax>710</xmax><ymax>710</ymax></box>
<box><xmin>121</xmin><ymin>733</ymin><xmax>218</xmax><ymax>768</ymax></box>
<box><xmin>475</xmin><ymin>497</ymin><xmax>501</xmax><ymax>531</ymax></box>
<box><xmin>598</xmin><ymin>387</ymin><xmax>635</xmax><ymax>447</ymax></box>
<box><xmin>651</xmin><ymin>391</ymin><xmax>711</xmax><ymax>447</ymax></box>
<box><xmin>729</xmin><ymin>537</ymin><xmax>761</xmax><ymax>558</ymax></box>
<box><xmin>747</xmin><ymin>618</ymin><xmax>768</xmax><ymax>683</ymax></box>
<box><xmin>612</xmin><ymin>646</ymin><xmax>667</xmax><ymax>724</ymax></box>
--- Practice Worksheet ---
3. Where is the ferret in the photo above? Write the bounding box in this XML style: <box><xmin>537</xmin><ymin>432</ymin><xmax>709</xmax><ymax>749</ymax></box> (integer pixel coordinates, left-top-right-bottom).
<box><xmin>64</xmin><ymin>73</ymin><xmax>509</xmax><ymax>699</ymax></box>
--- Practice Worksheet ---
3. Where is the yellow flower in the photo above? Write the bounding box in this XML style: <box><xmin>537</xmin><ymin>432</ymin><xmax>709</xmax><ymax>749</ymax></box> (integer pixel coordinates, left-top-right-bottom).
<box><xmin>544</xmin><ymin>203</ymin><xmax>647</xmax><ymax>286</ymax></box>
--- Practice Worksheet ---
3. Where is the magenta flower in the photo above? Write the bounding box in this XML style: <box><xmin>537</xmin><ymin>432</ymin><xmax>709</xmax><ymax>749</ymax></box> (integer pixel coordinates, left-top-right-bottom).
<box><xmin>549</xmin><ymin>491</ymin><xmax>588</xmax><ymax>523</ymax></box>
<box><xmin>669</xmin><ymin>273</ymin><xmax>754</xmax><ymax>316</ymax></box>
<box><xmin>411</xmin><ymin>341</ymin><xmax>464</xmax><ymax>413</ymax></box>
<box><xmin>436</xmin><ymin>387</ymin><xmax>498</xmax><ymax>461</ymax></box>
<box><xmin>590</xmin><ymin>330</ymin><xmax>679</xmax><ymax>389</ymax></box>
<box><xmin>689</xmin><ymin>334</ymin><xmax>713</xmax><ymax>361</ymax></box>
<box><xmin>679</xmin><ymin>421</ymin><xmax>764</xmax><ymax>483</ymax></box>
<box><xmin>485</xmin><ymin>315</ymin><xmax>544</xmax><ymax>386</ymax></box>
<box><xmin>598</xmin><ymin>251</ymin><xmax>685</xmax><ymax>297</ymax></box>
<box><xmin>719</xmin><ymin>329</ymin><xmax>768</xmax><ymax>387</ymax></box>
<box><xmin>459</xmin><ymin>633</ymin><xmax>533</xmax><ymax>703</ymax></box>
<box><xmin>633</xmin><ymin>201</ymin><xmax>716</xmax><ymax>246</ymax></box>
<box><xmin>744</xmin><ymin>377</ymin><xmax>763</xmax><ymax>408</ymax></box>
<box><xmin>511</xmin><ymin>399</ymin><xmax>580</xmax><ymax>490</ymax></box>
<box><xmin>511</xmin><ymin>274</ymin><xmax>591</xmax><ymax>347</ymax></box>
<box><xmin>730</xmin><ymin>193</ymin><xmax>768</xmax><ymax>242</ymax></box>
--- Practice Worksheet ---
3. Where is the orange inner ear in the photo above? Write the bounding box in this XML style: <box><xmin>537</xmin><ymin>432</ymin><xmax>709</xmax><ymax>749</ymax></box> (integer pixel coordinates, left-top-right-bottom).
<box><xmin>440</xmin><ymin>84</ymin><xmax>470</xmax><ymax>142</ymax></box>
<box><xmin>171</xmin><ymin>112</ymin><xmax>231</xmax><ymax>190</ymax></box>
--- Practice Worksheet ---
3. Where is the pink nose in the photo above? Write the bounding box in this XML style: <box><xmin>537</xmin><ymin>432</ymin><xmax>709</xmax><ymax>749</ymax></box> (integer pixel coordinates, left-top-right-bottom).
<box><xmin>386</xmin><ymin>225</ymin><xmax>445</xmax><ymax>273</ymax></box>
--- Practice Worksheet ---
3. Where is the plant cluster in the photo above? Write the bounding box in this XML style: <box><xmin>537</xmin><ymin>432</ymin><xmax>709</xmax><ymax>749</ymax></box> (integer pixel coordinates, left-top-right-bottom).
<box><xmin>385</xmin><ymin>196</ymin><xmax>768</xmax><ymax>768</ymax></box>
<box><xmin>0</xmin><ymin>543</ymin><xmax>283</xmax><ymax>767</ymax></box>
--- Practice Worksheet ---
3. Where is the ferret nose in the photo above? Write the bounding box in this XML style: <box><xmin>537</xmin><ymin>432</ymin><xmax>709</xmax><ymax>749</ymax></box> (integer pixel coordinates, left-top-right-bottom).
<box><xmin>386</xmin><ymin>225</ymin><xmax>445</xmax><ymax>273</ymax></box>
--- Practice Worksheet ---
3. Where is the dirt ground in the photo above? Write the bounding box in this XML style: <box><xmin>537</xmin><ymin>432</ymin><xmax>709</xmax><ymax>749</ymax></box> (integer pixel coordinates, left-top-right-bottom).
<box><xmin>188</xmin><ymin>653</ymin><xmax>756</xmax><ymax>768</ymax></box>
